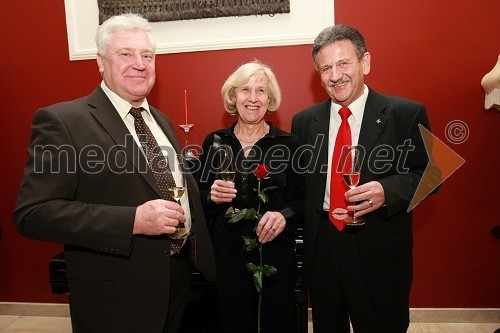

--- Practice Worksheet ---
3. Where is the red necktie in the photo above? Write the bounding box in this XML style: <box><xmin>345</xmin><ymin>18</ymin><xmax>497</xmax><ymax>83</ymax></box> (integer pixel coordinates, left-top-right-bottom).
<box><xmin>329</xmin><ymin>107</ymin><xmax>352</xmax><ymax>231</ymax></box>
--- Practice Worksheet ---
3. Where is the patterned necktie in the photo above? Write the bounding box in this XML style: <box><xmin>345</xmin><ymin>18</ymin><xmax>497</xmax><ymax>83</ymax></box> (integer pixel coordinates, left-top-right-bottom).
<box><xmin>129</xmin><ymin>107</ymin><xmax>186</xmax><ymax>254</ymax></box>
<box><xmin>329</xmin><ymin>107</ymin><xmax>352</xmax><ymax>231</ymax></box>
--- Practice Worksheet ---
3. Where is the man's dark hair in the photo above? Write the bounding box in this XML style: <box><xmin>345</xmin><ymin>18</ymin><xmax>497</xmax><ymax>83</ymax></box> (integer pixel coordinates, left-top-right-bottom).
<box><xmin>312</xmin><ymin>24</ymin><xmax>368</xmax><ymax>70</ymax></box>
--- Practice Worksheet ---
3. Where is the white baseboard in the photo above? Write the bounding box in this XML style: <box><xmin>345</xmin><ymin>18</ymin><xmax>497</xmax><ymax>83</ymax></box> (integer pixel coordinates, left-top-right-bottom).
<box><xmin>1</xmin><ymin>302</ymin><xmax>499</xmax><ymax>324</ymax></box>
<box><xmin>307</xmin><ymin>308</ymin><xmax>500</xmax><ymax>323</ymax></box>
<box><xmin>0</xmin><ymin>302</ymin><xmax>70</xmax><ymax>317</ymax></box>
<box><xmin>410</xmin><ymin>308</ymin><xmax>500</xmax><ymax>323</ymax></box>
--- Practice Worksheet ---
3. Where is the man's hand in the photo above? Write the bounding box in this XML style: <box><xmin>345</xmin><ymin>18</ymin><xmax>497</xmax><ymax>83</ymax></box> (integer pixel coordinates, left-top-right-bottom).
<box><xmin>133</xmin><ymin>199</ymin><xmax>185</xmax><ymax>235</ymax></box>
<box><xmin>345</xmin><ymin>181</ymin><xmax>385</xmax><ymax>217</ymax></box>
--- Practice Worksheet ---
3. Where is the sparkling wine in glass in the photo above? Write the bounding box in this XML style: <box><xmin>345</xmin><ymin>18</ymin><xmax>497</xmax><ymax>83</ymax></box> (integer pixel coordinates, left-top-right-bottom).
<box><xmin>168</xmin><ymin>154</ymin><xmax>189</xmax><ymax>239</ymax></box>
<box><xmin>219</xmin><ymin>145</ymin><xmax>236</xmax><ymax>183</ymax></box>
<box><xmin>220</xmin><ymin>170</ymin><xmax>236</xmax><ymax>182</ymax></box>
<box><xmin>342</xmin><ymin>145</ymin><xmax>365</xmax><ymax>226</ymax></box>
<box><xmin>167</xmin><ymin>186</ymin><xmax>185</xmax><ymax>205</ymax></box>
<box><xmin>343</xmin><ymin>172</ymin><xmax>360</xmax><ymax>189</ymax></box>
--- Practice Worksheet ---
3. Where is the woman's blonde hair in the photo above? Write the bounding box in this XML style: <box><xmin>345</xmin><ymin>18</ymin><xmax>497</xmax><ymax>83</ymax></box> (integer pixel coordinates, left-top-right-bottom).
<box><xmin>221</xmin><ymin>60</ymin><xmax>282</xmax><ymax>114</ymax></box>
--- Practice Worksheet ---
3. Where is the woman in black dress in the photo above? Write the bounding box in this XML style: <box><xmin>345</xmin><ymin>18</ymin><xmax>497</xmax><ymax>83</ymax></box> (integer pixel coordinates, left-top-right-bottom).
<box><xmin>197</xmin><ymin>61</ymin><xmax>304</xmax><ymax>333</ymax></box>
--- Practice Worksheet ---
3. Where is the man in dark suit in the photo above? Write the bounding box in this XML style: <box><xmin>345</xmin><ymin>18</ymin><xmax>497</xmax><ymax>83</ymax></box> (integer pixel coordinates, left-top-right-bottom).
<box><xmin>13</xmin><ymin>14</ymin><xmax>215</xmax><ymax>333</ymax></box>
<box><xmin>292</xmin><ymin>25</ymin><xmax>430</xmax><ymax>332</ymax></box>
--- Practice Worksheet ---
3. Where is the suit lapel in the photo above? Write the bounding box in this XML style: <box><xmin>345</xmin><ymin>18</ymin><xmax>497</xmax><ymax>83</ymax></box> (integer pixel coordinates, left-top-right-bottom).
<box><xmin>151</xmin><ymin>108</ymin><xmax>183</xmax><ymax>155</ymax></box>
<box><xmin>151</xmin><ymin>107</ymin><xmax>194</xmax><ymax>195</ymax></box>
<box><xmin>310</xmin><ymin>100</ymin><xmax>331</xmax><ymax>177</ymax></box>
<box><xmin>358</xmin><ymin>89</ymin><xmax>388</xmax><ymax>154</ymax></box>
<box><xmin>86</xmin><ymin>87</ymin><xmax>163</xmax><ymax>198</ymax></box>
<box><xmin>152</xmin><ymin>108</ymin><xmax>200</xmax><ymax>224</ymax></box>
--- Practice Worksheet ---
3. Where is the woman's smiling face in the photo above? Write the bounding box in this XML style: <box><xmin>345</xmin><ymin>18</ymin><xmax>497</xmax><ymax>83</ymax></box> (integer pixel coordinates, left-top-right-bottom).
<box><xmin>235</xmin><ymin>74</ymin><xmax>269</xmax><ymax>125</ymax></box>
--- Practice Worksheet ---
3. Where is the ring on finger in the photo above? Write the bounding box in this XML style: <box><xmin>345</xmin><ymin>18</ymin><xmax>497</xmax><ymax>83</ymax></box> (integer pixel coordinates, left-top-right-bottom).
<box><xmin>368</xmin><ymin>200</ymin><xmax>374</xmax><ymax>207</ymax></box>
<box><xmin>271</xmin><ymin>227</ymin><xmax>277</xmax><ymax>232</ymax></box>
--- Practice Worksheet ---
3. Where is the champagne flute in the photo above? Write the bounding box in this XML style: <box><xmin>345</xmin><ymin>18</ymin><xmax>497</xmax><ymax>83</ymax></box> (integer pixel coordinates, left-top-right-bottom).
<box><xmin>219</xmin><ymin>145</ymin><xmax>238</xmax><ymax>217</ymax></box>
<box><xmin>219</xmin><ymin>145</ymin><xmax>236</xmax><ymax>183</ymax></box>
<box><xmin>342</xmin><ymin>145</ymin><xmax>365</xmax><ymax>226</ymax></box>
<box><xmin>167</xmin><ymin>175</ymin><xmax>185</xmax><ymax>206</ymax></box>
<box><xmin>168</xmin><ymin>154</ymin><xmax>189</xmax><ymax>238</ymax></box>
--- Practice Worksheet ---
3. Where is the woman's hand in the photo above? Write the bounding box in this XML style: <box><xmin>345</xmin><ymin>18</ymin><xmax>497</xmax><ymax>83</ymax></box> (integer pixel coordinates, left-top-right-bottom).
<box><xmin>257</xmin><ymin>211</ymin><xmax>286</xmax><ymax>243</ymax></box>
<box><xmin>210</xmin><ymin>179</ymin><xmax>237</xmax><ymax>204</ymax></box>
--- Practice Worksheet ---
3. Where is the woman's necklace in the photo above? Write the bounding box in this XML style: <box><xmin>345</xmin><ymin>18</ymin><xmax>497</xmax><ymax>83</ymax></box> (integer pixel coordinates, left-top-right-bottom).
<box><xmin>234</xmin><ymin>123</ymin><xmax>269</xmax><ymax>144</ymax></box>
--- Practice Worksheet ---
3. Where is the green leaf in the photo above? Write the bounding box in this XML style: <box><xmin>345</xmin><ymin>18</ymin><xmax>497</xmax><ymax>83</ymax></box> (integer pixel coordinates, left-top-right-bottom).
<box><xmin>245</xmin><ymin>208</ymin><xmax>257</xmax><ymax>220</ymax></box>
<box><xmin>262</xmin><ymin>186</ymin><xmax>278</xmax><ymax>192</ymax></box>
<box><xmin>245</xmin><ymin>263</ymin><xmax>263</xmax><ymax>292</ymax></box>
<box><xmin>228</xmin><ymin>208</ymin><xmax>248</xmax><ymax>223</ymax></box>
<box><xmin>253</xmin><ymin>271</ymin><xmax>263</xmax><ymax>292</ymax></box>
<box><xmin>257</xmin><ymin>192</ymin><xmax>269</xmax><ymax>204</ymax></box>
<box><xmin>241</xmin><ymin>236</ymin><xmax>258</xmax><ymax>251</ymax></box>
<box><xmin>262</xmin><ymin>264</ymin><xmax>278</xmax><ymax>277</ymax></box>
<box><xmin>246</xmin><ymin>262</ymin><xmax>259</xmax><ymax>273</ymax></box>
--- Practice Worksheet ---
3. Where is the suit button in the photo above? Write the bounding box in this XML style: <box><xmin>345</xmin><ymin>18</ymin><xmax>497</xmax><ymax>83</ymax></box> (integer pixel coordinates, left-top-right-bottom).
<box><xmin>163</xmin><ymin>250</ymin><xmax>170</xmax><ymax>258</ymax></box>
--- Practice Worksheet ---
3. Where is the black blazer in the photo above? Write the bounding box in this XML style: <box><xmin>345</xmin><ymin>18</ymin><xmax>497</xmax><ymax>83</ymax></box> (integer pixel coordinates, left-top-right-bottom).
<box><xmin>291</xmin><ymin>88</ymin><xmax>430</xmax><ymax>311</ymax></box>
<box><xmin>13</xmin><ymin>86</ymin><xmax>216</xmax><ymax>332</ymax></box>
<box><xmin>196</xmin><ymin>123</ymin><xmax>305</xmax><ymax>257</ymax></box>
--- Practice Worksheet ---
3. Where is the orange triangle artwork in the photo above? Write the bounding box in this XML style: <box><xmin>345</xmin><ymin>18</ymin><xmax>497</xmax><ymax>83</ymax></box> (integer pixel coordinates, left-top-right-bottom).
<box><xmin>408</xmin><ymin>125</ymin><xmax>466</xmax><ymax>211</ymax></box>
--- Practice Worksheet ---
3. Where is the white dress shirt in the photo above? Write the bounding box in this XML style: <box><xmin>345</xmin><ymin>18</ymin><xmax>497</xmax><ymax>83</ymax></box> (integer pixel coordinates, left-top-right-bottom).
<box><xmin>100</xmin><ymin>81</ymin><xmax>192</xmax><ymax>230</ymax></box>
<box><xmin>323</xmin><ymin>85</ymin><xmax>369</xmax><ymax>211</ymax></box>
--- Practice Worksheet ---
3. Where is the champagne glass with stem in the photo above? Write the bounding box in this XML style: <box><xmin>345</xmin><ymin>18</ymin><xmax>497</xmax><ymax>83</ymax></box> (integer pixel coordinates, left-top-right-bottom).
<box><xmin>342</xmin><ymin>145</ymin><xmax>365</xmax><ymax>226</ymax></box>
<box><xmin>220</xmin><ymin>145</ymin><xmax>236</xmax><ymax>182</ymax></box>
<box><xmin>167</xmin><ymin>154</ymin><xmax>189</xmax><ymax>238</ymax></box>
<box><xmin>219</xmin><ymin>145</ymin><xmax>237</xmax><ymax>217</ymax></box>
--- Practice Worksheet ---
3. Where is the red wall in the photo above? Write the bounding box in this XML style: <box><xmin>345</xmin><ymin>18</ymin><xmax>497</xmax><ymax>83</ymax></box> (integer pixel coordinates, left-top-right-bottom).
<box><xmin>1</xmin><ymin>0</ymin><xmax>499</xmax><ymax>307</ymax></box>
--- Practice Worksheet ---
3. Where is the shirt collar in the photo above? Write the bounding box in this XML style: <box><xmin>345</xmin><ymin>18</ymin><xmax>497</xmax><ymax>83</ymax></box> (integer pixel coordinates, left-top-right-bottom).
<box><xmin>100</xmin><ymin>81</ymin><xmax>151</xmax><ymax>119</ymax></box>
<box><xmin>330</xmin><ymin>84</ymin><xmax>369</xmax><ymax>120</ymax></box>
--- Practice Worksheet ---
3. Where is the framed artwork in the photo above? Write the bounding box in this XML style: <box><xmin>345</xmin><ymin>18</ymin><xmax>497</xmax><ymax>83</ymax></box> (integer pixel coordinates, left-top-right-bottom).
<box><xmin>96</xmin><ymin>0</ymin><xmax>292</xmax><ymax>24</ymax></box>
<box><xmin>64</xmin><ymin>0</ymin><xmax>334</xmax><ymax>61</ymax></box>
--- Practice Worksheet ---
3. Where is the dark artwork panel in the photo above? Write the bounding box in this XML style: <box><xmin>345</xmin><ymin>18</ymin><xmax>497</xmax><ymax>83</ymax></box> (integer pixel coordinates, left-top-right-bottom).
<box><xmin>98</xmin><ymin>0</ymin><xmax>291</xmax><ymax>24</ymax></box>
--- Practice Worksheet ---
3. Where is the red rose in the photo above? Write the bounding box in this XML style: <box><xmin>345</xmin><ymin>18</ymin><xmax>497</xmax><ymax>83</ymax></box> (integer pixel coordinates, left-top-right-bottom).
<box><xmin>254</xmin><ymin>164</ymin><xmax>269</xmax><ymax>179</ymax></box>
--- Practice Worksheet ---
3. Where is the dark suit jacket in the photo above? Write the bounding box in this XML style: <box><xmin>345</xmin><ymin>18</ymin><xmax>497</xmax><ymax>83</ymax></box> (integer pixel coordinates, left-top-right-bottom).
<box><xmin>13</xmin><ymin>86</ymin><xmax>216</xmax><ymax>332</ymax></box>
<box><xmin>291</xmin><ymin>88</ymin><xmax>430</xmax><ymax>312</ymax></box>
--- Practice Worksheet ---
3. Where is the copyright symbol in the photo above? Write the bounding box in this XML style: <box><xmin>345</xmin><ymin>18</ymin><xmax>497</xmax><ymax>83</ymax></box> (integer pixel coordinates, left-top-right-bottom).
<box><xmin>445</xmin><ymin>120</ymin><xmax>469</xmax><ymax>144</ymax></box>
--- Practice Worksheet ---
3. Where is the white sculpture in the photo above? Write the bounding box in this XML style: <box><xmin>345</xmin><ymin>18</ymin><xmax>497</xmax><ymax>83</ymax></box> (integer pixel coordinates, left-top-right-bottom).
<box><xmin>481</xmin><ymin>54</ymin><xmax>500</xmax><ymax>111</ymax></box>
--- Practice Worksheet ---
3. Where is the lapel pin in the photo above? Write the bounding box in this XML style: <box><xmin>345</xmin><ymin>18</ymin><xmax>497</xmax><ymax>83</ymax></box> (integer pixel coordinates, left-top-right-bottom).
<box><xmin>376</xmin><ymin>119</ymin><xmax>382</xmax><ymax>124</ymax></box>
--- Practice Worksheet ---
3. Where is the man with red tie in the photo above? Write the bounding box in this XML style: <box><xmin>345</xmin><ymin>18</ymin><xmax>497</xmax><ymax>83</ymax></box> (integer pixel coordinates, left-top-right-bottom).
<box><xmin>292</xmin><ymin>25</ymin><xmax>431</xmax><ymax>332</ymax></box>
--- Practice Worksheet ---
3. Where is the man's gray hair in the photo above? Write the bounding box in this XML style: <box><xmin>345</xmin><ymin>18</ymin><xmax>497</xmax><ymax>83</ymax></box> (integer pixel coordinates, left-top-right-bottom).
<box><xmin>95</xmin><ymin>13</ymin><xmax>155</xmax><ymax>55</ymax></box>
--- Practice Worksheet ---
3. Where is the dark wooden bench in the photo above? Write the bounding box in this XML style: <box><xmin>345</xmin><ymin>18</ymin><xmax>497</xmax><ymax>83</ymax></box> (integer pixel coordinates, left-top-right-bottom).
<box><xmin>49</xmin><ymin>227</ymin><xmax>307</xmax><ymax>332</ymax></box>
